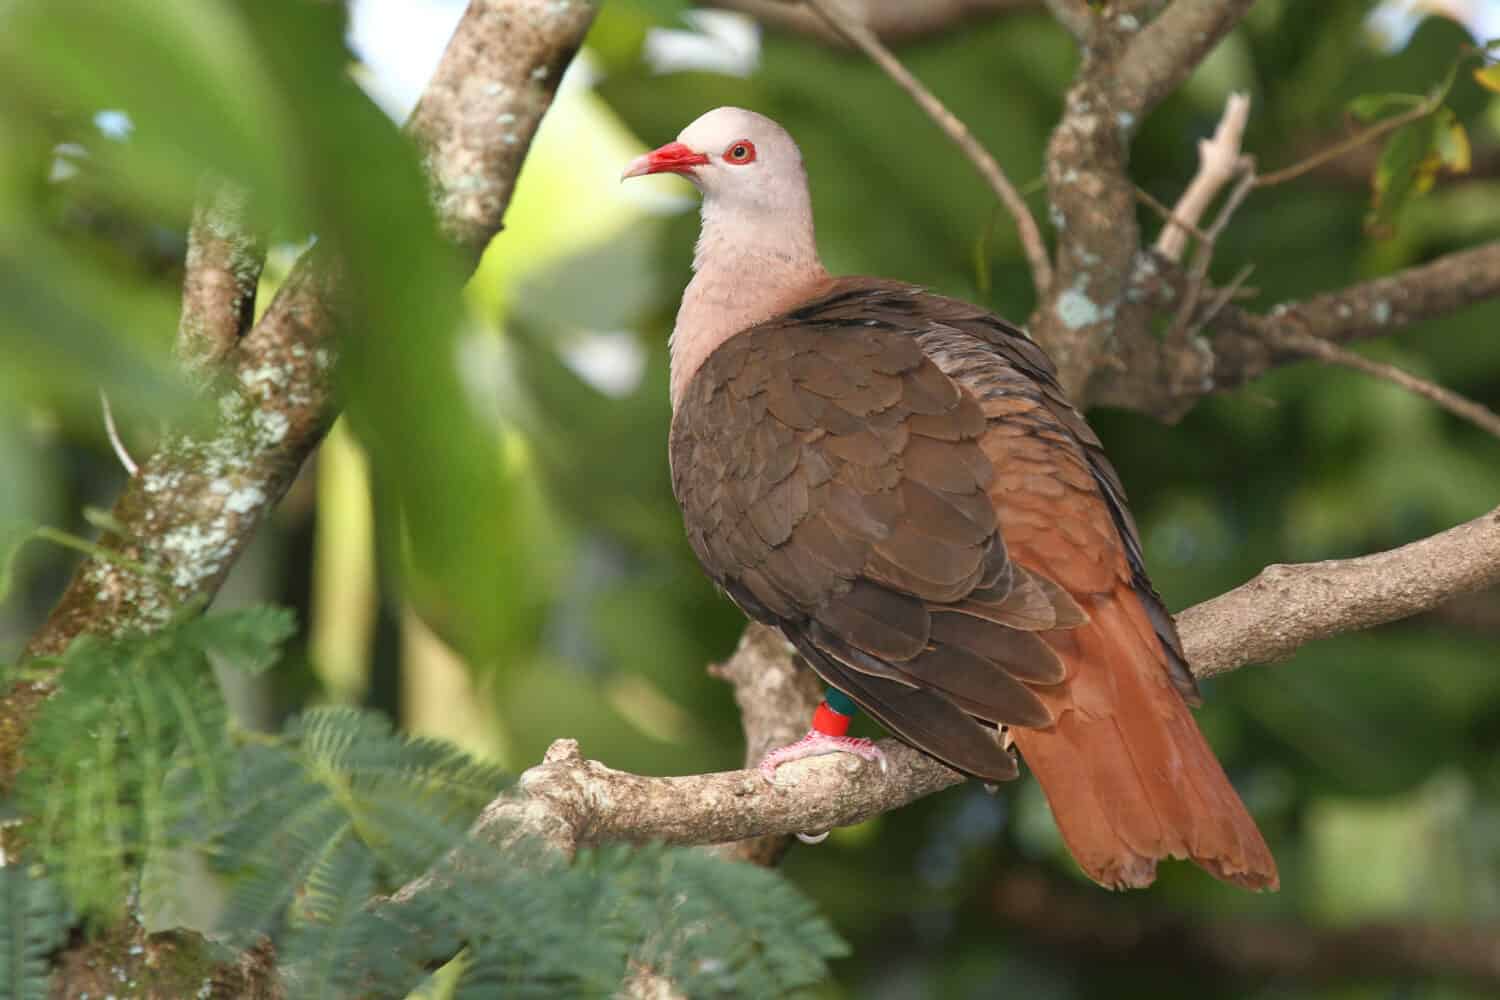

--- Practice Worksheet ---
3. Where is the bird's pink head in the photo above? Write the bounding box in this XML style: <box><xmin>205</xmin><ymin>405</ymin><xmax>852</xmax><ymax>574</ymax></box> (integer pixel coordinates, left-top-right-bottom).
<box><xmin>621</xmin><ymin>107</ymin><xmax>811</xmax><ymax>214</ymax></box>
<box><xmin>622</xmin><ymin>108</ymin><xmax>826</xmax><ymax>408</ymax></box>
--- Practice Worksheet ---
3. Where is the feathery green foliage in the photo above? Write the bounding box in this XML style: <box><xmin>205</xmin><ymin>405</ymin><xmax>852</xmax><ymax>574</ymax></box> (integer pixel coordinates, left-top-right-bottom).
<box><xmin>0</xmin><ymin>865</ymin><xmax>70</xmax><ymax>1000</ymax></box>
<box><xmin>9</xmin><ymin>605</ymin><xmax>847</xmax><ymax>996</ymax></box>
<box><xmin>365</xmin><ymin>841</ymin><xmax>848</xmax><ymax>1000</ymax></box>
<box><xmin>207</xmin><ymin>706</ymin><xmax>511</xmax><ymax>947</ymax></box>
<box><xmin>12</xmin><ymin>606</ymin><xmax>294</xmax><ymax>921</ymax></box>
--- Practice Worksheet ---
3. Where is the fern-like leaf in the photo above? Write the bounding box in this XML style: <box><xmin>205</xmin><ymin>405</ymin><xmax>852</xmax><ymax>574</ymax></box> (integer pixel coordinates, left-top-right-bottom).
<box><xmin>277</xmin><ymin>833</ymin><xmax>383</xmax><ymax>1000</ymax></box>
<box><xmin>210</xmin><ymin>707</ymin><xmax>510</xmax><ymax>953</ymax></box>
<box><xmin>0</xmin><ymin>865</ymin><xmax>70</xmax><ymax>1000</ymax></box>
<box><xmin>628</xmin><ymin>847</ymin><xmax>849</xmax><ymax>998</ymax></box>
<box><xmin>13</xmin><ymin>607</ymin><xmax>291</xmax><ymax>920</ymax></box>
<box><xmin>433</xmin><ymin>842</ymin><xmax>847</xmax><ymax>1000</ymax></box>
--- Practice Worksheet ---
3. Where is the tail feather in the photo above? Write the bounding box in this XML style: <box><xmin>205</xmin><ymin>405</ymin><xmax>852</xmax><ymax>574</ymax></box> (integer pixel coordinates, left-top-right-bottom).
<box><xmin>1012</xmin><ymin>594</ymin><xmax>1278</xmax><ymax>891</ymax></box>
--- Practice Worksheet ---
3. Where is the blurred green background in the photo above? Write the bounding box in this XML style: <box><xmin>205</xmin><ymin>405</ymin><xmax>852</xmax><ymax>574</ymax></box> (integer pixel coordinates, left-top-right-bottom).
<box><xmin>4</xmin><ymin>0</ymin><xmax>1500</xmax><ymax>996</ymax></box>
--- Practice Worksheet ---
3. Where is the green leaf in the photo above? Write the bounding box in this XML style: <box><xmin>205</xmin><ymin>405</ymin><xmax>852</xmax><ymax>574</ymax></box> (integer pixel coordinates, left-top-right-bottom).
<box><xmin>0</xmin><ymin>865</ymin><xmax>71</xmax><ymax>1000</ymax></box>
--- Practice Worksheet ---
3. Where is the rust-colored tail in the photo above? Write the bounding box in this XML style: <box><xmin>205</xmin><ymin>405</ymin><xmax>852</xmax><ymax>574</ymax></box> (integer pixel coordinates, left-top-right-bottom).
<box><xmin>1011</xmin><ymin>592</ymin><xmax>1278</xmax><ymax>891</ymax></box>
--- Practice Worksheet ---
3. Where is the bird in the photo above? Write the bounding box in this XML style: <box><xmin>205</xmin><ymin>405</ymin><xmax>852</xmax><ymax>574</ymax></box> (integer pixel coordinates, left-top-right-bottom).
<box><xmin>622</xmin><ymin>106</ymin><xmax>1277</xmax><ymax>891</ymax></box>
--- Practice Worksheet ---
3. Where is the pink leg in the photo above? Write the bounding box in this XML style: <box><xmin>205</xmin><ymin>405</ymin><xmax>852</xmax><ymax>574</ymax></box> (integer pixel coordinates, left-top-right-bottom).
<box><xmin>757</xmin><ymin>729</ymin><xmax>887</xmax><ymax>784</ymax></box>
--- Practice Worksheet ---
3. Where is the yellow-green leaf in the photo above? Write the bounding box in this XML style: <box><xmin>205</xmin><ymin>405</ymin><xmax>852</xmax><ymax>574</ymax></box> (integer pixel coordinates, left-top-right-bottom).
<box><xmin>1434</xmin><ymin>115</ymin><xmax>1470</xmax><ymax>174</ymax></box>
<box><xmin>1473</xmin><ymin>63</ymin><xmax>1500</xmax><ymax>93</ymax></box>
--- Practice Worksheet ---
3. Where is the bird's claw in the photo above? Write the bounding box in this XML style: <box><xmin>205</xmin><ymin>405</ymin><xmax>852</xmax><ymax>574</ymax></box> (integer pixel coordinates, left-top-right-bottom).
<box><xmin>796</xmin><ymin>831</ymin><xmax>830</xmax><ymax>845</ymax></box>
<box><xmin>757</xmin><ymin>730</ymin><xmax>887</xmax><ymax>786</ymax></box>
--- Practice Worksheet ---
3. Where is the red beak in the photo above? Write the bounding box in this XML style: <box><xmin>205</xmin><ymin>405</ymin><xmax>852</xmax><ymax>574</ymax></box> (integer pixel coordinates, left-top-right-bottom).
<box><xmin>621</xmin><ymin>141</ymin><xmax>710</xmax><ymax>180</ymax></box>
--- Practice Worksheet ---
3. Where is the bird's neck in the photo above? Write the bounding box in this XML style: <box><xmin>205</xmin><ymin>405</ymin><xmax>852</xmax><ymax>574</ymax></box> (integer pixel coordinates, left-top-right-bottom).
<box><xmin>670</xmin><ymin>198</ymin><xmax>828</xmax><ymax>409</ymax></box>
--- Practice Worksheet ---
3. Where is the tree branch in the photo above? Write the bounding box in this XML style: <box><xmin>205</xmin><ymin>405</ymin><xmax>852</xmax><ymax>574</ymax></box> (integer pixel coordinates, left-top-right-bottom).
<box><xmin>1033</xmin><ymin>0</ymin><xmax>1254</xmax><ymax>399</ymax></box>
<box><xmin>177</xmin><ymin>182</ymin><xmax>262</xmax><ymax>374</ymax></box>
<box><xmin>992</xmin><ymin>868</ymin><xmax>1500</xmax><ymax>988</ymax></box>
<box><xmin>13</xmin><ymin>0</ymin><xmax>597</xmax><ymax>993</ymax></box>
<box><xmin>1088</xmin><ymin>240</ymin><xmax>1500</xmax><ymax>419</ymax></box>
<box><xmin>1180</xmin><ymin>502</ymin><xmax>1500</xmax><ymax>679</ymax></box>
<box><xmin>386</xmin><ymin>494</ymin><xmax>1500</xmax><ymax>917</ymax></box>
<box><xmin>408</xmin><ymin>0</ymin><xmax>593</xmax><ymax>258</ymax></box>
<box><xmin>1116</xmin><ymin>0</ymin><xmax>1256</xmax><ymax>118</ymax></box>
<box><xmin>13</xmin><ymin>0</ymin><xmax>595</xmax><ymax>707</ymax></box>
<box><xmin>1209</xmin><ymin>240</ymin><xmax>1500</xmax><ymax>388</ymax></box>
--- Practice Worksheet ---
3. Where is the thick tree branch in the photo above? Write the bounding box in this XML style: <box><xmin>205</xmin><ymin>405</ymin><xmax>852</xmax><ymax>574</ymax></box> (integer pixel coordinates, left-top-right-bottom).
<box><xmin>1042</xmin><ymin>0</ymin><xmax>1096</xmax><ymax>41</ymax></box>
<box><xmin>13</xmin><ymin>0</ymin><xmax>594</xmax><ymax>719</ymax></box>
<box><xmin>1208</xmin><ymin>240</ymin><xmax>1500</xmax><ymax>388</ymax></box>
<box><xmin>177</xmin><ymin>183</ymin><xmax>262</xmax><ymax>373</ymax></box>
<box><xmin>1180</xmin><ymin>502</ymin><xmax>1500</xmax><ymax>679</ymax></box>
<box><xmin>1033</xmin><ymin>0</ymin><xmax>1254</xmax><ymax>400</ymax></box>
<box><xmin>408</xmin><ymin>0</ymin><xmax>593</xmax><ymax>258</ymax></box>
<box><xmin>1089</xmin><ymin>240</ymin><xmax>1500</xmax><ymax>419</ymax></box>
<box><xmin>395</xmin><ymin>497</ymin><xmax>1500</xmax><ymax>879</ymax></box>
<box><xmin>1116</xmin><ymin>0</ymin><xmax>1256</xmax><ymax>118</ymax></box>
<box><xmin>993</xmin><ymin>868</ymin><xmax>1500</xmax><ymax>987</ymax></box>
<box><xmin>13</xmin><ymin>0</ymin><xmax>597</xmax><ymax>994</ymax></box>
<box><xmin>700</xmin><ymin>0</ymin><xmax>1038</xmax><ymax>43</ymax></box>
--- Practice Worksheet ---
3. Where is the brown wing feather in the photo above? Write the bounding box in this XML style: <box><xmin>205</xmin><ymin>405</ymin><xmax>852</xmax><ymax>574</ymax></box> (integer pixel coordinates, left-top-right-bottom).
<box><xmin>671</xmin><ymin>285</ymin><xmax>1077</xmax><ymax>782</ymax></box>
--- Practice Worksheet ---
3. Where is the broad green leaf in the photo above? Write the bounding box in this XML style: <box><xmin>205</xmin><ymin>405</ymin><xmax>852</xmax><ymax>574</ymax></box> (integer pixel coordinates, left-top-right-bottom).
<box><xmin>1474</xmin><ymin>63</ymin><xmax>1500</xmax><ymax>93</ymax></box>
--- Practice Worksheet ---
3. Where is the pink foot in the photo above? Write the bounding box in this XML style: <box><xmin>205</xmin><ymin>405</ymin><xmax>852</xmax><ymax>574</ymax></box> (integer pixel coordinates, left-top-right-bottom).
<box><xmin>757</xmin><ymin>729</ymin><xmax>888</xmax><ymax>785</ymax></box>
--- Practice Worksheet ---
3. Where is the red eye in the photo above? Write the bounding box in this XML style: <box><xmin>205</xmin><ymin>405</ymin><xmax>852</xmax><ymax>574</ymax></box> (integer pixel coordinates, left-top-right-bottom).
<box><xmin>722</xmin><ymin>140</ymin><xmax>756</xmax><ymax>165</ymax></box>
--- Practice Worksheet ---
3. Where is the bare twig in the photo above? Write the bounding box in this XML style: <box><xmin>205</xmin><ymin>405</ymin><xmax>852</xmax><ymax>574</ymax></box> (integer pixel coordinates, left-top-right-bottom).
<box><xmin>701</xmin><ymin>0</ymin><xmax>1037</xmax><ymax>42</ymax></box>
<box><xmin>1277</xmin><ymin>330</ymin><xmax>1500</xmax><ymax>439</ymax></box>
<box><xmin>1155</xmin><ymin>92</ymin><xmax>1251</xmax><ymax>261</ymax></box>
<box><xmin>1134</xmin><ymin>186</ymin><xmax>1212</xmax><ymax>247</ymax></box>
<box><xmin>1164</xmin><ymin>158</ymin><xmax>1254</xmax><ymax>349</ymax></box>
<box><xmin>802</xmin><ymin>0</ymin><xmax>1053</xmax><ymax>296</ymax></box>
<box><xmin>1195</xmin><ymin>261</ymin><xmax>1254</xmax><ymax>330</ymax></box>
<box><xmin>98</xmin><ymin>390</ymin><xmax>138</xmax><ymax>477</ymax></box>
<box><xmin>1255</xmin><ymin>95</ymin><xmax>1443</xmax><ymax>189</ymax></box>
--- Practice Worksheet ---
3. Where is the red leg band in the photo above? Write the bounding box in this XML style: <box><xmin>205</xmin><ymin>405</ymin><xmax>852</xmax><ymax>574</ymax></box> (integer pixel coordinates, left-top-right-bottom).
<box><xmin>812</xmin><ymin>701</ymin><xmax>852</xmax><ymax>737</ymax></box>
